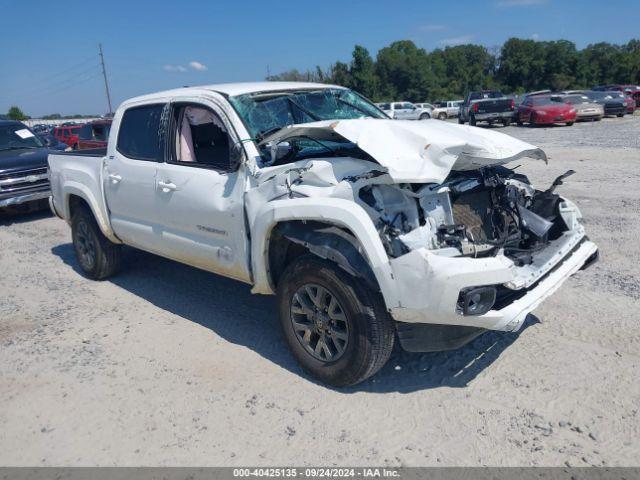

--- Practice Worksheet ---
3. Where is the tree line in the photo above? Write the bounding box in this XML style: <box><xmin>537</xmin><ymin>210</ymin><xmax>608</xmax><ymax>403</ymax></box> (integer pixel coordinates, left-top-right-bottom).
<box><xmin>267</xmin><ymin>38</ymin><xmax>640</xmax><ymax>102</ymax></box>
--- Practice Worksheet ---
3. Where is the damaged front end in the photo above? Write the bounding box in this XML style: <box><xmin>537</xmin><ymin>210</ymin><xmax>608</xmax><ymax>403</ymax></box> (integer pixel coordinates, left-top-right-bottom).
<box><xmin>247</xmin><ymin>119</ymin><xmax>598</xmax><ymax>351</ymax></box>
<box><xmin>359</xmin><ymin>166</ymin><xmax>576</xmax><ymax>267</ymax></box>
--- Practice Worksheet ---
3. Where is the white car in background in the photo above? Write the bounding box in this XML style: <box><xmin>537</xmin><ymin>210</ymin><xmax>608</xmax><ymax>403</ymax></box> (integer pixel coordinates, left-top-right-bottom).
<box><xmin>376</xmin><ymin>101</ymin><xmax>431</xmax><ymax>120</ymax></box>
<box><xmin>432</xmin><ymin>100</ymin><xmax>463</xmax><ymax>120</ymax></box>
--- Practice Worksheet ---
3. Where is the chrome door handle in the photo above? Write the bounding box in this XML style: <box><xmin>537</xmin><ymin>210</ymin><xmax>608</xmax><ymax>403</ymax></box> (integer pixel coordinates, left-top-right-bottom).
<box><xmin>157</xmin><ymin>180</ymin><xmax>177</xmax><ymax>192</ymax></box>
<box><xmin>108</xmin><ymin>173</ymin><xmax>122</xmax><ymax>184</ymax></box>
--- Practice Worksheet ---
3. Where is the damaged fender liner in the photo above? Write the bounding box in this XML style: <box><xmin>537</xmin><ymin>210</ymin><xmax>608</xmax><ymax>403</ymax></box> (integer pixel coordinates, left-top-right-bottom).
<box><xmin>276</xmin><ymin>222</ymin><xmax>379</xmax><ymax>291</ymax></box>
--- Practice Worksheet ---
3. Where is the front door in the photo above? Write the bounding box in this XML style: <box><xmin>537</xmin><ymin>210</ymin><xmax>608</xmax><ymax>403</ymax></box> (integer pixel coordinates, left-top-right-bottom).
<box><xmin>152</xmin><ymin>98</ymin><xmax>251</xmax><ymax>283</ymax></box>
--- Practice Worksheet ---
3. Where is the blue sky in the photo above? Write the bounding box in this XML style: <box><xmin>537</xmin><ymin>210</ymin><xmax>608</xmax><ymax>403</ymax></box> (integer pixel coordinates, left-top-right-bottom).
<box><xmin>1</xmin><ymin>0</ymin><xmax>636</xmax><ymax>116</ymax></box>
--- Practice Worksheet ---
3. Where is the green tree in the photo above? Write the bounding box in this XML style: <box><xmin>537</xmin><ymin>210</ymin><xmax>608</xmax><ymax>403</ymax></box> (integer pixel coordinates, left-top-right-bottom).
<box><xmin>7</xmin><ymin>106</ymin><xmax>27</xmax><ymax>121</ymax></box>
<box><xmin>349</xmin><ymin>45</ymin><xmax>379</xmax><ymax>99</ymax></box>
<box><xmin>375</xmin><ymin>40</ymin><xmax>436</xmax><ymax>101</ymax></box>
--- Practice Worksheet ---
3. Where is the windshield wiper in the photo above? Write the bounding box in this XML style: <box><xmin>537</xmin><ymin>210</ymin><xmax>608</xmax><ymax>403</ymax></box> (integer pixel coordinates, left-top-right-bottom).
<box><xmin>256</xmin><ymin>126</ymin><xmax>285</xmax><ymax>143</ymax></box>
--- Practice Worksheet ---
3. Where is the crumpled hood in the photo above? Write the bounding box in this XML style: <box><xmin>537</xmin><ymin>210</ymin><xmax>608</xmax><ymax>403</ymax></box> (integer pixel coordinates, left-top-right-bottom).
<box><xmin>267</xmin><ymin>118</ymin><xmax>547</xmax><ymax>183</ymax></box>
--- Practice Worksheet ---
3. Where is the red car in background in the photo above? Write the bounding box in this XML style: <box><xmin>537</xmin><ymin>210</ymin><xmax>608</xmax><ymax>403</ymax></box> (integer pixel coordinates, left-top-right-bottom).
<box><xmin>53</xmin><ymin>125</ymin><xmax>82</xmax><ymax>148</ymax></box>
<box><xmin>517</xmin><ymin>95</ymin><xmax>577</xmax><ymax>127</ymax></box>
<box><xmin>76</xmin><ymin>120</ymin><xmax>112</xmax><ymax>150</ymax></box>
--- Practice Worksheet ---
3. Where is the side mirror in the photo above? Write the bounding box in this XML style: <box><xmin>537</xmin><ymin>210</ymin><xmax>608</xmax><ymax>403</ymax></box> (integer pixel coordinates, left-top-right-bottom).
<box><xmin>266</xmin><ymin>140</ymin><xmax>293</xmax><ymax>165</ymax></box>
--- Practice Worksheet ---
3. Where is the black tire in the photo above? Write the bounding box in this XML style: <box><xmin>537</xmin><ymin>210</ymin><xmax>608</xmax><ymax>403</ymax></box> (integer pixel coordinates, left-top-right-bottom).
<box><xmin>71</xmin><ymin>205</ymin><xmax>122</xmax><ymax>280</ymax></box>
<box><xmin>419</xmin><ymin>113</ymin><xmax>430</xmax><ymax>120</ymax></box>
<box><xmin>529</xmin><ymin>114</ymin><xmax>537</xmax><ymax>127</ymax></box>
<box><xmin>566</xmin><ymin>121</ymin><xmax>574</xmax><ymax>126</ymax></box>
<box><xmin>617</xmin><ymin>113</ymin><xmax>624</xmax><ymax>117</ymax></box>
<box><xmin>502</xmin><ymin>119</ymin><xmax>510</xmax><ymax>127</ymax></box>
<box><xmin>516</xmin><ymin>120</ymin><xmax>523</xmax><ymax>126</ymax></box>
<box><xmin>469</xmin><ymin>114</ymin><xmax>476</xmax><ymax>126</ymax></box>
<box><xmin>438</xmin><ymin>112</ymin><xmax>447</xmax><ymax>120</ymax></box>
<box><xmin>72</xmin><ymin>143</ymin><xmax>78</xmax><ymax>150</ymax></box>
<box><xmin>277</xmin><ymin>255</ymin><xmax>395</xmax><ymax>387</ymax></box>
<box><xmin>458</xmin><ymin>116</ymin><xmax>465</xmax><ymax>124</ymax></box>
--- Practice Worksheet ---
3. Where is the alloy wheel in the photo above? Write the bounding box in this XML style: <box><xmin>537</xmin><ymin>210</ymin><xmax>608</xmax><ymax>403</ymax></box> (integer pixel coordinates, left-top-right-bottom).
<box><xmin>290</xmin><ymin>283</ymin><xmax>349</xmax><ymax>362</ymax></box>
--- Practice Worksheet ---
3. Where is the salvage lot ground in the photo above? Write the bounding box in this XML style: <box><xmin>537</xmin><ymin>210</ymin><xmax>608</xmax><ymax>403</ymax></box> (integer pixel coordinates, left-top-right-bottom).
<box><xmin>1</xmin><ymin>114</ymin><xmax>639</xmax><ymax>466</ymax></box>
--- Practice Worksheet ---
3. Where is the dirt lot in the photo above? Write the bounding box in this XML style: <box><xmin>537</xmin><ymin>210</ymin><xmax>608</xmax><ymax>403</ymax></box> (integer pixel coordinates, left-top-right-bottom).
<box><xmin>1</xmin><ymin>115</ymin><xmax>639</xmax><ymax>467</ymax></box>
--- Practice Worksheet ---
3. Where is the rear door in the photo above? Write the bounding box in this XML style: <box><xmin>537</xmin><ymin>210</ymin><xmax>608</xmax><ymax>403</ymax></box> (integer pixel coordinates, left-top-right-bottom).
<box><xmin>103</xmin><ymin>103</ymin><xmax>166</xmax><ymax>250</ymax></box>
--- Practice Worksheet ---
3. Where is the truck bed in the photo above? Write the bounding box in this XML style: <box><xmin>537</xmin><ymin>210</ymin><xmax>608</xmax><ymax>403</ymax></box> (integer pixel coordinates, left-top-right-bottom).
<box><xmin>47</xmin><ymin>151</ymin><xmax>113</xmax><ymax>239</ymax></box>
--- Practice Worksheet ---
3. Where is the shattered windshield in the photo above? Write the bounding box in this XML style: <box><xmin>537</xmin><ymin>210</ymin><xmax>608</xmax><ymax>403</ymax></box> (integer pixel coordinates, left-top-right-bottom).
<box><xmin>229</xmin><ymin>88</ymin><xmax>387</xmax><ymax>141</ymax></box>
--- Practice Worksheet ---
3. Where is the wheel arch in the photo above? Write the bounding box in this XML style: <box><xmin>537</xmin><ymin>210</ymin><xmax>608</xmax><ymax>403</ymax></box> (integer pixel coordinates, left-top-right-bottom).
<box><xmin>63</xmin><ymin>184</ymin><xmax>120</xmax><ymax>243</ymax></box>
<box><xmin>249</xmin><ymin>198</ymin><xmax>399</xmax><ymax>308</ymax></box>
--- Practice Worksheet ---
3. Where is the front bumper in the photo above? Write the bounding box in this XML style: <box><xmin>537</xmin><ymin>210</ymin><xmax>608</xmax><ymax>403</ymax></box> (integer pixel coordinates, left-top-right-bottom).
<box><xmin>535</xmin><ymin>112</ymin><xmax>577</xmax><ymax>124</ymax></box>
<box><xmin>0</xmin><ymin>190</ymin><xmax>51</xmax><ymax>208</ymax></box>
<box><xmin>388</xmin><ymin>231</ymin><xmax>598</xmax><ymax>336</ymax></box>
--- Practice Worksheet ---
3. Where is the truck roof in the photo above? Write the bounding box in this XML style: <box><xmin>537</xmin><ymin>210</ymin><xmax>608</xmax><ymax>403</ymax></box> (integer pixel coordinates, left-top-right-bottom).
<box><xmin>124</xmin><ymin>82</ymin><xmax>346</xmax><ymax>105</ymax></box>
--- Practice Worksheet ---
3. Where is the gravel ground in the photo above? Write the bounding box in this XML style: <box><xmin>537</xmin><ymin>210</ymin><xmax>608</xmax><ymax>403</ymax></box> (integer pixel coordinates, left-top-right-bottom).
<box><xmin>1</xmin><ymin>114</ymin><xmax>639</xmax><ymax>467</ymax></box>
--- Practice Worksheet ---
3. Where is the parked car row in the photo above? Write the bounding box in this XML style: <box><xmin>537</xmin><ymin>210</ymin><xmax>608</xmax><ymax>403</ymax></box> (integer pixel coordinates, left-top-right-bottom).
<box><xmin>376</xmin><ymin>100</ymin><xmax>463</xmax><ymax>120</ymax></box>
<box><xmin>30</xmin><ymin>120</ymin><xmax>113</xmax><ymax>151</ymax></box>
<box><xmin>377</xmin><ymin>83</ymin><xmax>636</xmax><ymax>129</ymax></box>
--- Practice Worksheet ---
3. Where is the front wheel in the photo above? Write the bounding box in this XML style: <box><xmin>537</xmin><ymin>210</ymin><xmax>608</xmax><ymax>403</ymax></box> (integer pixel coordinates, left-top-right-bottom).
<box><xmin>617</xmin><ymin>113</ymin><xmax>624</xmax><ymax>117</ymax></box>
<box><xmin>566</xmin><ymin>121</ymin><xmax>574</xmax><ymax>126</ymax></box>
<box><xmin>277</xmin><ymin>255</ymin><xmax>395</xmax><ymax>387</ymax></box>
<box><xmin>419</xmin><ymin>113</ymin><xmax>430</xmax><ymax>120</ymax></box>
<box><xmin>438</xmin><ymin>112</ymin><xmax>447</xmax><ymax>120</ymax></box>
<box><xmin>458</xmin><ymin>116</ymin><xmax>465</xmax><ymax>124</ymax></box>
<box><xmin>469</xmin><ymin>114</ymin><xmax>476</xmax><ymax>126</ymax></box>
<box><xmin>502</xmin><ymin>119</ymin><xmax>510</xmax><ymax>127</ymax></box>
<box><xmin>71</xmin><ymin>206</ymin><xmax>122</xmax><ymax>280</ymax></box>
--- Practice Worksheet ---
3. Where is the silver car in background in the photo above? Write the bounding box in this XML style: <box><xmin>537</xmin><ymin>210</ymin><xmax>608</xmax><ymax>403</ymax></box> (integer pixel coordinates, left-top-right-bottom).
<box><xmin>561</xmin><ymin>94</ymin><xmax>604</xmax><ymax>121</ymax></box>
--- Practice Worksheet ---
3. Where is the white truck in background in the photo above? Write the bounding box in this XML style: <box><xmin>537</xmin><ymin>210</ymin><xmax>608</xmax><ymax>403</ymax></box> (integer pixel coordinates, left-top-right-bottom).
<box><xmin>48</xmin><ymin>82</ymin><xmax>598</xmax><ymax>387</ymax></box>
<box><xmin>376</xmin><ymin>101</ymin><xmax>432</xmax><ymax>120</ymax></box>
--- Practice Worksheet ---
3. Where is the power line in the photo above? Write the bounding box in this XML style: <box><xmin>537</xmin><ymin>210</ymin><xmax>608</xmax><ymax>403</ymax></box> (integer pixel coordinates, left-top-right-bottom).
<box><xmin>22</xmin><ymin>71</ymin><xmax>103</xmax><ymax>101</ymax></box>
<box><xmin>3</xmin><ymin>64</ymin><xmax>102</xmax><ymax>101</ymax></box>
<box><xmin>2</xmin><ymin>56</ymin><xmax>99</xmax><ymax>96</ymax></box>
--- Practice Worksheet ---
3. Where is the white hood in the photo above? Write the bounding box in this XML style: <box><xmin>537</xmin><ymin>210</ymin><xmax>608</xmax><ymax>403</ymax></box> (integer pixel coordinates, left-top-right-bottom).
<box><xmin>266</xmin><ymin>119</ymin><xmax>547</xmax><ymax>184</ymax></box>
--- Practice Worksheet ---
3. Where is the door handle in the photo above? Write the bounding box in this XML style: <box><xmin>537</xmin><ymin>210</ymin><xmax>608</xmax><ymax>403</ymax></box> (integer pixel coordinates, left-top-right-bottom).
<box><xmin>108</xmin><ymin>173</ymin><xmax>122</xmax><ymax>184</ymax></box>
<box><xmin>157</xmin><ymin>180</ymin><xmax>177</xmax><ymax>192</ymax></box>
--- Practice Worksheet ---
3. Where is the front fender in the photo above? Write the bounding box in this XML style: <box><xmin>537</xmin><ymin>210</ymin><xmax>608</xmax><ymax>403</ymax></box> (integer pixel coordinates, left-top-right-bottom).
<box><xmin>249</xmin><ymin>197</ymin><xmax>400</xmax><ymax>308</ymax></box>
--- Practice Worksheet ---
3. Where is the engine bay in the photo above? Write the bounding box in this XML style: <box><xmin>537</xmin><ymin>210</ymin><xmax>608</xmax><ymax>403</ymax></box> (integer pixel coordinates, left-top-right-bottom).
<box><xmin>355</xmin><ymin>166</ymin><xmax>574</xmax><ymax>265</ymax></box>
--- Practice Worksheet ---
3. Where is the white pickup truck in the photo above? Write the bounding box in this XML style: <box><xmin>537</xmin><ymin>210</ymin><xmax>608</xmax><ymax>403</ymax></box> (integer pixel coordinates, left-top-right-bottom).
<box><xmin>48</xmin><ymin>82</ymin><xmax>598</xmax><ymax>386</ymax></box>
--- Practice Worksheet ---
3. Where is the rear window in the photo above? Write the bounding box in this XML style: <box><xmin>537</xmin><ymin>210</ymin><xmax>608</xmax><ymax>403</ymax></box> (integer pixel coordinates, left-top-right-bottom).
<box><xmin>117</xmin><ymin>104</ymin><xmax>165</xmax><ymax>161</ymax></box>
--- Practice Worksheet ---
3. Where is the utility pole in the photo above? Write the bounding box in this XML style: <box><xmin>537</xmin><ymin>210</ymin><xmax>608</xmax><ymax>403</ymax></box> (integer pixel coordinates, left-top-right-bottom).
<box><xmin>98</xmin><ymin>43</ymin><xmax>113</xmax><ymax>115</ymax></box>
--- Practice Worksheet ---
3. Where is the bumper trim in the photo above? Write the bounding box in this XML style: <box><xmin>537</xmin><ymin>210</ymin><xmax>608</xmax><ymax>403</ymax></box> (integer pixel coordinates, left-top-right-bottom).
<box><xmin>0</xmin><ymin>190</ymin><xmax>51</xmax><ymax>208</ymax></box>
<box><xmin>396</xmin><ymin>322</ymin><xmax>486</xmax><ymax>352</ymax></box>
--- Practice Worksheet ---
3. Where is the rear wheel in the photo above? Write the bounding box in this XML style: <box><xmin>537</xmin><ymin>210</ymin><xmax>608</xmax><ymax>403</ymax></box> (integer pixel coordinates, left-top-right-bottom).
<box><xmin>502</xmin><ymin>119</ymin><xmax>510</xmax><ymax>127</ymax></box>
<box><xmin>458</xmin><ymin>116</ymin><xmax>465</xmax><ymax>124</ymax></box>
<box><xmin>71</xmin><ymin>206</ymin><xmax>121</xmax><ymax>280</ymax></box>
<box><xmin>419</xmin><ymin>113</ymin><xmax>430</xmax><ymax>120</ymax></box>
<box><xmin>438</xmin><ymin>112</ymin><xmax>447</xmax><ymax>120</ymax></box>
<box><xmin>277</xmin><ymin>255</ymin><xmax>394</xmax><ymax>387</ymax></box>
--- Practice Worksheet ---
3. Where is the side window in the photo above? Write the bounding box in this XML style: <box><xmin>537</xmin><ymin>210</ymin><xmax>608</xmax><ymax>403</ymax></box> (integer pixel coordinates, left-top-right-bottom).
<box><xmin>170</xmin><ymin>104</ymin><xmax>233</xmax><ymax>171</ymax></box>
<box><xmin>117</xmin><ymin>104</ymin><xmax>165</xmax><ymax>161</ymax></box>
